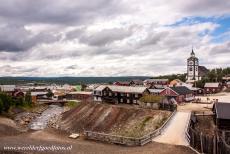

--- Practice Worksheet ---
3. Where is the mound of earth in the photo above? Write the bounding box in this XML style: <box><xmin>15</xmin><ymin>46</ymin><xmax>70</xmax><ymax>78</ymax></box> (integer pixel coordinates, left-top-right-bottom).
<box><xmin>60</xmin><ymin>102</ymin><xmax>171</xmax><ymax>137</ymax></box>
<box><xmin>0</xmin><ymin>117</ymin><xmax>23</xmax><ymax>137</ymax></box>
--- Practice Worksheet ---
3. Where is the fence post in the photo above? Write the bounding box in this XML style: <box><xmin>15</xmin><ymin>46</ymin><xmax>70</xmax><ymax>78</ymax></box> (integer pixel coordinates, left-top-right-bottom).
<box><xmin>213</xmin><ymin>135</ymin><xmax>216</xmax><ymax>154</ymax></box>
<box><xmin>200</xmin><ymin>132</ymin><xmax>204</xmax><ymax>153</ymax></box>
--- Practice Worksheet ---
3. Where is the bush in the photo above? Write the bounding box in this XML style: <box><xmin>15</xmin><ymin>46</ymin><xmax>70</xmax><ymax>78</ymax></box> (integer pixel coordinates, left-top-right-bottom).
<box><xmin>0</xmin><ymin>99</ymin><xmax>3</xmax><ymax>113</ymax></box>
<box><xmin>66</xmin><ymin>101</ymin><xmax>79</xmax><ymax>108</ymax></box>
<box><xmin>139</xmin><ymin>95</ymin><xmax>165</xmax><ymax>103</ymax></box>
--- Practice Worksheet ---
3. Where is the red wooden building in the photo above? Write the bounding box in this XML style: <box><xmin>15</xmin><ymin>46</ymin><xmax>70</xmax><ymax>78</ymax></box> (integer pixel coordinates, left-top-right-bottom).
<box><xmin>160</xmin><ymin>86</ymin><xmax>194</xmax><ymax>103</ymax></box>
<box><xmin>204</xmin><ymin>83</ymin><xmax>222</xmax><ymax>94</ymax></box>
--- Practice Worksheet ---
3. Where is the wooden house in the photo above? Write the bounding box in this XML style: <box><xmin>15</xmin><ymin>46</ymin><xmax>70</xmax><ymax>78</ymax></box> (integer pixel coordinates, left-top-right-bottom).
<box><xmin>93</xmin><ymin>85</ymin><xmax>149</xmax><ymax>104</ymax></box>
<box><xmin>0</xmin><ymin>85</ymin><xmax>16</xmax><ymax>96</ymax></box>
<box><xmin>159</xmin><ymin>86</ymin><xmax>194</xmax><ymax>103</ymax></box>
<box><xmin>143</xmin><ymin>79</ymin><xmax>168</xmax><ymax>87</ymax></box>
<box><xmin>66</xmin><ymin>91</ymin><xmax>92</xmax><ymax>101</ymax></box>
<box><xmin>130</xmin><ymin>80</ymin><xmax>143</xmax><ymax>86</ymax></box>
<box><xmin>204</xmin><ymin>83</ymin><xmax>222</xmax><ymax>94</ymax></box>
<box><xmin>213</xmin><ymin>102</ymin><xmax>230</xmax><ymax>130</ymax></box>
<box><xmin>113</xmin><ymin>81</ymin><xmax>131</xmax><ymax>86</ymax></box>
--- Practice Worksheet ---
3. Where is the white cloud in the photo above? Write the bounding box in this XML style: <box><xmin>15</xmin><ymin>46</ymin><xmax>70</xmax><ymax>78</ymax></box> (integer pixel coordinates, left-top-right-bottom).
<box><xmin>0</xmin><ymin>0</ymin><xmax>229</xmax><ymax>76</ymax></box>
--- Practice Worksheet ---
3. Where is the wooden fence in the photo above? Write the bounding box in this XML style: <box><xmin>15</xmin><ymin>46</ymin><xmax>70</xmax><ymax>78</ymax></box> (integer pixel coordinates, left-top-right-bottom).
<box><xmin>187</xmin><ymin>114</ymin><xmax>230</xmax><ymax>154</ymax></box>
<box><xmin>84</xmin><ymin>110</ymin><xmax>177</xmax><ymax>146</ymax></box>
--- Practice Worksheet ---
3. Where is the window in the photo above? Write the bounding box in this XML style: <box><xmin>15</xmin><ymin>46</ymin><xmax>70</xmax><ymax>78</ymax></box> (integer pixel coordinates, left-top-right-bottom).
<box><xmin>109</xmin><ymin>92</ymin><xmax>112</xmax><ymax>96</ymax></box>
<box><xmin>189</xmin><ymin>67</ymin><xmax>193</xmax><ymax>71</ymax></box>
<box><xmin>189</xmin><ymin>61</ymin><xmax>193</xmax><ymax>65</ymax></box>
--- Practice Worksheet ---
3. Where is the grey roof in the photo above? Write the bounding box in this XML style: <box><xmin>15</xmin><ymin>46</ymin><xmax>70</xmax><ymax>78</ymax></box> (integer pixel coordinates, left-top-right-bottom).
<box><xmin>214</xmin><ymin>102</ymin><xmax>230</xmax><ymax>119</ymax></box>
<box><xmin>198</xmin><ymin>66</ymin><xmax>209</xmax><ymax>77</ymax></box>
<box><xmin>94</xmin><ymin>85</ymin><xmax>107</xmax><ymax>91</ymax></box>
<box><xmin>149</xmin><ymin>89</ymin><xmax>164</xmax><ymax>93</ymax></box>
<box><xmin>144</xmin><ymin>79</ymin><xmax>168</xmax><ymax>82</ymax></box>
<box><xmin>95</xmin><ymin>85</ymin><xmax>148</xmax><ymax>94</ymax></box>
<box><xmin>204</xmin><ymin>83</ymin><xmax>220</xmax><ymax>88</ymax></box>
<box><xmin>170</xmin><ymin>86</ymin><xmax>193</xmax><ymax>95</ymax></box>
<box><xmin>108</xmin><ymin>85</ymin><xmax>147</xmax><ymax>93</ymax></box>
<box><xmin>0</xmin><ymin>85</ymin><xmax>16</xmax><ymax>92</ymax></box>
<box><xmin>153</xmin><ymin>85</ymin><xmax>167</xmax><ymax>89</ymax></box>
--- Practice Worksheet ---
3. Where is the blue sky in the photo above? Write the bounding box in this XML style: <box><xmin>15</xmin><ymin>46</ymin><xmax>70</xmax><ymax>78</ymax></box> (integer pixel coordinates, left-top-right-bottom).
<box><xmin>168</xmin><ymin>16</ymin><xmax>230</xmax><ymax>43</ymax></box>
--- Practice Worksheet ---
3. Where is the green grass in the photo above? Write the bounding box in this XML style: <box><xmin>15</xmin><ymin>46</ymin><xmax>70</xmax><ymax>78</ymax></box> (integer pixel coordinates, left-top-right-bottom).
<box><xmin>66</xmin><ymin>101</ymin><xmax>80</xmax><ymax>108</ymax></box>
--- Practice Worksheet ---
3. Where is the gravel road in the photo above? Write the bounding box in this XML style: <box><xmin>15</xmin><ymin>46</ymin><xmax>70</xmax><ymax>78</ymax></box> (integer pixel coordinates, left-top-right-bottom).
<box><xmin>153</xmin><ymin>111</ymin><xmax>191</xmax><ymax>146</ymax></box>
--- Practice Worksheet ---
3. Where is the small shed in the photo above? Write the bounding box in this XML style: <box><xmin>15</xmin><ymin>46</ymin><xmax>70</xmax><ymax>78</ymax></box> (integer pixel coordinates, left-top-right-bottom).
<box><xmin>213</xmin><ymin>102</ymin><xmax>230</xmax><ymax>130</ymax></box>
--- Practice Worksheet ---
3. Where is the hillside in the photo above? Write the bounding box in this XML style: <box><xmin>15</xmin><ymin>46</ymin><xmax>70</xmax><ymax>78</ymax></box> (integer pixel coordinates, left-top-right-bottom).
<box><xmin>0</xmin><ymin>76</ymin><xmax>150</xmax><ymax>85</ymax></box>
<box><xmin>59</xmin><ymin>102</ymin><xmax>171</xmax><ymax>138</ymax></box>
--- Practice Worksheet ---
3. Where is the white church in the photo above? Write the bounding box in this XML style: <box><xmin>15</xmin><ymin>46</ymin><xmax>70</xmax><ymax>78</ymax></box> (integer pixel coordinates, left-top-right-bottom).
<box><xmin>186</xmin><ymin>49</ymin><xmax>209</xmax><ymax>83</ymax></box>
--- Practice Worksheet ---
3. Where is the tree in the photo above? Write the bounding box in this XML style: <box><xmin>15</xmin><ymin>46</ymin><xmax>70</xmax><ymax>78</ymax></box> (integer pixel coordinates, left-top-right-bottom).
<box><xmin>0</xmin><ymin>92</ymin><xmax>13</xmax><ymax>112</ymax></box>
<box><xmin>0</xmin><ymin>99</ymin><xmax>3</xmax><ymax>114</ymax></box>
<box><xmin>25</xmin><ymin>91</ymin><xmax>32</xmax><ymax>106</ymax></box>
<box><xmin>46</xmin><ymin>89</ymin><xmax>53</xmax><ymax>98</ymax></box>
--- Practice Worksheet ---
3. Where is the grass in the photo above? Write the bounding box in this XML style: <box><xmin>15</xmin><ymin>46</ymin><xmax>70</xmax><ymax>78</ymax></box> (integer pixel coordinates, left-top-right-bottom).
<box><xmin>66</xmin><ymin>101</ymin><xmax>80</xmax><ymax>108</ymax></box>
<box><xmin>155</xmin><ymin>115</ymin><xmax>168</xmax><ymax>129</ymax></box>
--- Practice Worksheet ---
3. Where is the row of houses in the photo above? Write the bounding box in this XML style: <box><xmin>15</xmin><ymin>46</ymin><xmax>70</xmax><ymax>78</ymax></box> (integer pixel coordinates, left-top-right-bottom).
<box><xmin>93</xmin><ymin>85</ymin><xmax>194</xmax><ymax>104</ymax></box>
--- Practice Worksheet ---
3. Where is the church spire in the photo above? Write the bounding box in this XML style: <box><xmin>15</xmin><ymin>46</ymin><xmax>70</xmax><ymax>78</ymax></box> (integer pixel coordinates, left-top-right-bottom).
<box><xmin>191</xmin><ymin>47</ymin><xmax>195</xmax><ymax>57</ymax></box>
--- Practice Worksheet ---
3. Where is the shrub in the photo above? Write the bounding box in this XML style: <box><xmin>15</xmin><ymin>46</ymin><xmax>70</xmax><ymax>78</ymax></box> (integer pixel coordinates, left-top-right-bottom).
<box><xmin>139</xmin><ymin>95</ymin><xmax>165</xmax><ymax>103</ymax></box>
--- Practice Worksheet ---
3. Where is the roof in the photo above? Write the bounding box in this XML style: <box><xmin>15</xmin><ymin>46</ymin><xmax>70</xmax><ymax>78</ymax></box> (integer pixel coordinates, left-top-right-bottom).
<box><xmin>198</xmin><ymin>66</ymin><xmax>209</xmax><ymax>77</ymax></box>
<box><xmin>94</xmin><ymin>85</ymin><xmax>107</xmax><ymax>91</ymax></box>
<box><xmin>144</xmin><ymin>79</ymin><xmax>168</xmax><ymax>82</ymax></box>
<box><xmin>95</xmin><ymin>85</ymin><xmax>148</xmax><ymax>94</ymax></box>
<box><xmin>68</xmin><ymin>91</ymin><xmax>92</xmax><ymax>95</ymax></box>
<box><xmin>31</xmin><ymin>92</ymin><xmax>48</xmax><ymax>96</ymax></box>
<box><xmin>214</xmin><ymin>102</ymin><xmax>230</xmax><ymax>119</ymax></box>
<box><xmin>153</xmin><ymin>85</ymin><xmax>167</xmax><ymax>89</ymax></box>
<box><xmin>131</xmin><ymin>79</ymin><xmax>143</xmax><ymax>84</ymax></box>
<box><xmin>0</xmin><ymin>85</ymin><xmax>16</xmax><ymax>92</ymax></box>
<box><xmin>149</xmin><ymin>89</ymin><xmax>164</xmax><ymax>93</ymax></box>
<box><xmin>108</xmin><ymin>85</ymin><xmax>147</xmax><ymax>93</ymax></box>
<box><xmin>170</xmin><ymin>86</ymin><xmax>193</xmax><ymax>95</ymax></box>
<box><xmin>204</xmin><ymin>83</ymin><xmax>220</xmax><ymax>88</ymax></box>
<box><xmin>113</xmin><ymin>81</ymin><xmax>131</xmax><ymax>85</ymax></box>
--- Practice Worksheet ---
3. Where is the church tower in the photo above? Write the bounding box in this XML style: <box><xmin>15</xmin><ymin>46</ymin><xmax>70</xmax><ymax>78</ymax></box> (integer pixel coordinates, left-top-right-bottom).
<box><xmin>187</xmin><ymin>49</ymin><xmax>199</xmax><ymax>82</ymax></box>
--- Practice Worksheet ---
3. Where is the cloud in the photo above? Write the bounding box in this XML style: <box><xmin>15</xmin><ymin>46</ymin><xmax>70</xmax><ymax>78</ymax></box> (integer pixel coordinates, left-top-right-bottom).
<box><xmin>0</xmin><ymin>0</ymin><xmax>129</xmax><ymax>25</ymax></box>
<box><xmin>210</xmin><ymin>41</ymin><xmax>230</xmax><ymax>54</ymax></box>
<box><xmin>0</xmin><ymin>0</ymin><xmax>229</xmax><ymax>76</ymax></box>
<box><xmin>77</xmin><ymin>27</ymin><xmax>134</xmax><ymax>46</ymax></box>
<box><xmin>0</xmin><ymin>24</ymin><xmax>60</xmax><ymax>52</ymax></box>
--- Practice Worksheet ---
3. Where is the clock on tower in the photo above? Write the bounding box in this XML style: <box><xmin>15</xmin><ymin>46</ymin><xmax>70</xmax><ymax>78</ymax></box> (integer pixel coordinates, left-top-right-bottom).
<box><xmin>187</xmin><ymin>49</ymin><xmax>199</xmax><ymax>82</ymax></box>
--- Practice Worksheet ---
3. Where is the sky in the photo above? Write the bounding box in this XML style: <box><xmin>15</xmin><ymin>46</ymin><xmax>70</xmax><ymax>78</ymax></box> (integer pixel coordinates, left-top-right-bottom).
<box><xmin>0</xmin><ymin>0</ymin><xmax>229</xmax><ymax>77</ymax></box>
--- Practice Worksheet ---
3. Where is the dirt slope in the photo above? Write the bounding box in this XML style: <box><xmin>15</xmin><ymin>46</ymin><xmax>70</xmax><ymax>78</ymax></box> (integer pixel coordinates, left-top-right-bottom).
<box><xmin>60</xmin><ymin>102</ymin><xmax>171</xmax><ymax>137</ymax></box>
<box><xmin>0</xmin><ymin>116</ymin><xmax>23</xmax><ymax>137</ymax></box>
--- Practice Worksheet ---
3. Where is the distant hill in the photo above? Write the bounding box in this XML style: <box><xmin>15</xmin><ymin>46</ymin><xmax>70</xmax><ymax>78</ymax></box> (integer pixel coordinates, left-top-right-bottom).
<box><xmin>0</xmin><ymin>76</ymin><xmax>150</xmax><ymax>85</ymax></box>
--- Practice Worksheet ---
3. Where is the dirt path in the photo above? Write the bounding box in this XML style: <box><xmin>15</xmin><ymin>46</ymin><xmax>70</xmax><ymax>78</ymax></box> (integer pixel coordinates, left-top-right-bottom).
<box><xmin>153</xmin><ymin>111</ymin><xmax>191</xmax><ymax>146</ymax></box>
<box><xmin>0</xmin><ymin>129</ymin><xmax>196</xmax><ymax>154</ymax></box>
